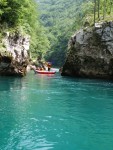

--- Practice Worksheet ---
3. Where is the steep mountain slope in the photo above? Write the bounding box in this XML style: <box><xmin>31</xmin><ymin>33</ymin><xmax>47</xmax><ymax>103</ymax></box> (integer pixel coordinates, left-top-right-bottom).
<box><xmin>38</xmin><ymin>0</ymin><xmax>88</xmax><ymax>66</ymax></box>
<box><xmin>38</xmin><ymin>0</ymin><xmax>113</xmax><ymax>66</ymax></box>
<box><xmin>0</xmin><ymin>0</ymin><xmax>49</xmax><ymax>76</ymax></box>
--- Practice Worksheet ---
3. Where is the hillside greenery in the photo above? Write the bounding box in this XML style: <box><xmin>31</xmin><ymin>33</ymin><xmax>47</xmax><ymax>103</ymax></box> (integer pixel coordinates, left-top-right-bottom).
<box><xmin>38</xmin><ymin>0</ymin><xmax>113</xmax><ymax>66</ymax></box>
<box><xmin>0</xmin><ymin>0</ymin><xmax>50</xmax><ymax>59</ymax></box>
<box><xmin>0</xmin><ymin>0</ymin><xmax>113</xmax><ymax>66</ymax></box>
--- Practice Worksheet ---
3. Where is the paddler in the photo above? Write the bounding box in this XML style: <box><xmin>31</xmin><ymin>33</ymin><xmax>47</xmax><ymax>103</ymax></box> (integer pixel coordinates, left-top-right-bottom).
<box><xmin>47</xmin><ymin>62</ymin><xmax>52</xmax><ymax>71</ymax></box>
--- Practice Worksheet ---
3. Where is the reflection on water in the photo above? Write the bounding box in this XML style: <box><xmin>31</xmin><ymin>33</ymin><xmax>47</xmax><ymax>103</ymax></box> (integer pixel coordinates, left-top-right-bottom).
<box><xmin>0</xmin><ymin>72</ymin><xmax>113</xmax><ymax>150</ymax></box>
<box><xmin>0</xmin><ymin>76</ymin><xmax>23</xmax><ymax>91</ymax></box>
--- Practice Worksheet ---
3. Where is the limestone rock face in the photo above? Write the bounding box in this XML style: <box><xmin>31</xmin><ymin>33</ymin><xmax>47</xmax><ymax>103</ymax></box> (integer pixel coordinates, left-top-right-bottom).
<box><xmin>0</xmin><ymin>31</ymin><xmax>30</xmax><ymax>76</ymax></box>
<box><xmin>61</xmin><ymin>21</ymin><xmax>113</xmax><ymax>79</ymax></box>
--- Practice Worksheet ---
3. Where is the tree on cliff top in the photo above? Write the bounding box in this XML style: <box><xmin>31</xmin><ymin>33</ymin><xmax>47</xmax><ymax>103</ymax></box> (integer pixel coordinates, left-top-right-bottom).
<box><xmin>38</xmin><ymin>0</ymin><xmax>113</xmax><ymax>66</ymax></box>
<box><xmin>0</xmin><ymin>0</ymin><xmax>50</xmax><ymax>59</ymax></box>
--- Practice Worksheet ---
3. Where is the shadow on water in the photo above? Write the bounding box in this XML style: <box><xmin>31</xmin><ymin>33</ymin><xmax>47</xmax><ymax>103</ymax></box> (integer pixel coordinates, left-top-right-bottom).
<box><xmin>0</xmin><ymin>76</ymin><xmax>23</xmax><ymax>91</ymax></box>
<box><xmin>61</xmin><ymin>75</ymin><xmax>113</xmax><ymax>88</ymax></box>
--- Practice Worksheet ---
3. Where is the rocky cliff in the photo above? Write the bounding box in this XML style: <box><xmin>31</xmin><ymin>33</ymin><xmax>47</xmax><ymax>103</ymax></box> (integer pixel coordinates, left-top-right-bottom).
<box><xmin>0</xmin><ymin>31</ymin><xmax>30</xmax><ymax>76</ymax></box>
<box><xmin>61</xmin><ymin>21</ymin><xmax>113</xmax><ymax>80</ymax></box>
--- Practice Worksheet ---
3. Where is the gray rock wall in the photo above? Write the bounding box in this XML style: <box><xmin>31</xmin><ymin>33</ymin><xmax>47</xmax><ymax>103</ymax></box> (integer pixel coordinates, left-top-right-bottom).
<box><xmin>61</xmin><ymin>21</ymin><xmax>113</xmax><ymax>79</ymax></box>
<box><xmin>0</xmin><ymin>31</ymin><xmax>30</xmax><ymax>76</ymax></box>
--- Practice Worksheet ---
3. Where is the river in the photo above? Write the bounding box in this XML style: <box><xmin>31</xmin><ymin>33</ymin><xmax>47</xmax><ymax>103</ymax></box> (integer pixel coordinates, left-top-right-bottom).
<box><xmin>0</xmin><ymin>71</ymin><xmax>113</xmax><ymax>150</ymax></box>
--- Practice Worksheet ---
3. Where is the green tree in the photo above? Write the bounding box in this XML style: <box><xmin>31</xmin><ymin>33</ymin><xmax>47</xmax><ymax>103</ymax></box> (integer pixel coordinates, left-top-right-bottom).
<box><xmin>0</xmin><ymin>0</ymin><xmax>50</xmax><ymax>59</ymax></box>
<box><xmin>37</xmin><ymin>0</ymin><xmax>113</xmax><ymax>66</ymax></box>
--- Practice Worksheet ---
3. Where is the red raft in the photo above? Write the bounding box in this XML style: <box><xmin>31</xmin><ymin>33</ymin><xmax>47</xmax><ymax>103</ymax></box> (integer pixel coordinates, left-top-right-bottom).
<box><xmin>35</xmin><ymin>70</ymin><xmax>56</xmax><ymax>75</ymax></box>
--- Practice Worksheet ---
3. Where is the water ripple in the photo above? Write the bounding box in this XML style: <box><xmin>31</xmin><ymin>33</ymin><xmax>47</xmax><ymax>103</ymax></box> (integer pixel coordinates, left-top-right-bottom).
<box><xmin>1</xmin><ymin>73</ymin><xmax>113</xmax><ymax>150</ymax></box>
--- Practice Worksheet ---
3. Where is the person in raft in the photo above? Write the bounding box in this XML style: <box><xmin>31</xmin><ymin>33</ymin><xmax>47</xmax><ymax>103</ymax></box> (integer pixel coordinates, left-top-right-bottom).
<box><xmin>47</xmin><ymin>62</ymin><xmax>52</xmax><ymax>71</ymax></box>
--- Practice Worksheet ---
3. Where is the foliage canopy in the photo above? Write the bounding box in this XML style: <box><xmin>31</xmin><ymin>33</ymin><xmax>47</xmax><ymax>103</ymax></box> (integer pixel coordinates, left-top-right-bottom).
<box><xmin>1</xmin><ymin>0</ymin><xmax>113</xmax><ymax>65</ymax></box>
<box><xmin>38</xmin><ymin>0</ymin><xmax>113</xmax><ymax>66</ymax></box>
<box><xmin>0</xmin><ymin>0</ymin><xmax>50</xmax><ymax>59</ymax></box>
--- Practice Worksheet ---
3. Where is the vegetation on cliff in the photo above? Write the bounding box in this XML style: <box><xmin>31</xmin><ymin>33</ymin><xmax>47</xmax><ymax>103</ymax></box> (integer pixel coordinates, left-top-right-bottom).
<box><xmin>0</xmin><ymin>0</ymin><xmax>113</xmax><ymax>66</ymax></box>
<box><xmin>38</xmin><ymin>0</ymin><xmax>113</xmax><ymax>66</ymax></box>
<box><xmin>61</xmin><ymin>21</ymin><xmax>113</xmax><ymax>79</ymax></box>
<box><xmin>0</xmin><ymin>0</ymin><xmax>50</xmax><ymax>59</ymax></box>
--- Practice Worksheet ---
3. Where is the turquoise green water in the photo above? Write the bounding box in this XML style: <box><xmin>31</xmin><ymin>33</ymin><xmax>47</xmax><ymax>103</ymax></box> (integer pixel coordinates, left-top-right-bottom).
<box><xmin>0</xmin><ymin>72</ymin><xmax>113</xmax><ymax>150</ymax></box>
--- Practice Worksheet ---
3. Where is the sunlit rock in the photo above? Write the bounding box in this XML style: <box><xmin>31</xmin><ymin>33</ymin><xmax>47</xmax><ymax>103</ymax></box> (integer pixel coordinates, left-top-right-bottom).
<box><xmin>62</xmin><ymin>21</ymin><xmax>113</xmax><ymax>80</ymax></box>
<box><xmin>0</xmin><ymin>31</ymin><xmax>30</xmax><ymax>76</ymax></box>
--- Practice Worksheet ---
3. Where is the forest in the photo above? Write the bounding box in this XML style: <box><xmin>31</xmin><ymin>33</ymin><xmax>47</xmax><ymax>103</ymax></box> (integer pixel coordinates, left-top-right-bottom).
<box><xmin>38</xmin><ymin>0</ymin><xmax>113</xmax><ymax>66</ymax></box>
<box><xmin>0</xmin><ymin>0</ymin><xmax>50</xmax><ymax>59</ymax></box>
<box><xmin>0</xmin><ymin>0</ymin><xmax>113</xmax><ymax>66</ymax></box>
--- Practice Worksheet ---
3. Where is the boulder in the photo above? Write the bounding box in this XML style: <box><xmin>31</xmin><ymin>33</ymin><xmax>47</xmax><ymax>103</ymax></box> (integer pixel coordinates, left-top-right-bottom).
<box><xmin>61</xmin><ymin>21</ymin><xmax>113</xmax><ymax>80</ymax></box>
